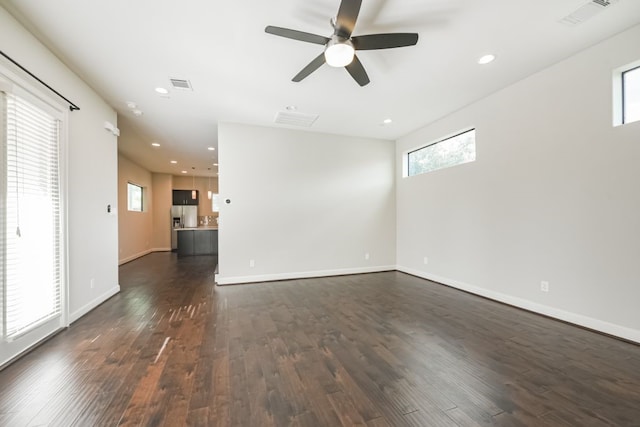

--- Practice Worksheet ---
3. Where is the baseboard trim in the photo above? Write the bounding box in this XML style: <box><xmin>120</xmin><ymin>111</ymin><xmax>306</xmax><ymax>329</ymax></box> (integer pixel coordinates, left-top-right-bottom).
<box><xmin>215</xmin><ymin>265</ymin><xmax>396</xmax><ymax>286</ymax></box>
<box><xmin>69</xmin><ymin>285</ymin><xmax>120</xmax><ymax>323</ymax></box>
<box><xmin>397</xmin><ymin>265</ymin><xmax>640</xmax><ymax>345</ymax></box>
<box><xmin>118</xmin><ymin>248</ymin><xmax>173</xmax><ymax>265</ymax></box>
<box><xmin>118</xmin><ymin>249</ymin><xmax>153</xmax><ymax>265</ymax></box>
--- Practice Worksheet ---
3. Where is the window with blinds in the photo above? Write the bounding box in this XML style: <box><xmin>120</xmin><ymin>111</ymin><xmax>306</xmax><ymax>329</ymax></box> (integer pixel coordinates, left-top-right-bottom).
<box><xmin>1</xmin><ymin>89</ymin><xmax>62</xmax><ymax>339</ymax></box>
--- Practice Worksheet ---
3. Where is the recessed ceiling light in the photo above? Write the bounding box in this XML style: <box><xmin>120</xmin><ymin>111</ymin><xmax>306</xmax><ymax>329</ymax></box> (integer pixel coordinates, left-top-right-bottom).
<box><xmin>383</xmin><ymin>118</ymin><xmax>393</xmax><ymax>124</ymax></box>
<box><xmin>207</xmin><ymin>147</ymin><xmax>215</xmax><ymax>151</ymax></box>
<box><xmin>181</xmin><ymin>170</ymin><xmax>187</xmax><ymax>174</ymax></box>
<box><xmin>132</xmin><ymin>109</ymin><xmax>143</xmax><ymax>117</ymax></box>
<box><xmin>170</xmin><ymin>160</ymin><xmax>177</xmax><ymax>164</ymax></box>
<box><xmin>126</xmin><ymin>101</ymin><xmax>137</xmax><ymax>109</ymax></box>
<box><xmin>478</xmin><ymin>54</ymin><xmax>496</xmax><ymax>65</ymax></box>
<box><xmin>213</xmin><ymin>163</ymin><xmax>219</xmax><ymax>166</ymax></box>
<box><xmin>155</xmin><ymin>87</ymin><xmax>169</xmax><ymax>94</ymax></box>
<box><xmin>151</xmin><ymin>142</ymin><xmax>160</xmax><ymax>147</ymax></box>
<box><xmin>286</xmin><ymin>105</ymin><xmax>297</xmax><ymax>111</ymax></box>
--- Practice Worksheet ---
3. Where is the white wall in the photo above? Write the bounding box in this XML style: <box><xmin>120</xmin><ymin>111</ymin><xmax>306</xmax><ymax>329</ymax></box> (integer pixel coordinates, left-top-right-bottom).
<box><xmin>0</xmin><ymin>6</ymin><xmax>119</xmax><ymax>324</ymax></box>
<box><xmin>216</xmin><ymin>123</ymin><xmax>396</xmax><ymax>284</ymax></box>
<box><xmin>396</xmin><ymin>24</ymin><xmax>640</xmax><ymax>342</ymax></box>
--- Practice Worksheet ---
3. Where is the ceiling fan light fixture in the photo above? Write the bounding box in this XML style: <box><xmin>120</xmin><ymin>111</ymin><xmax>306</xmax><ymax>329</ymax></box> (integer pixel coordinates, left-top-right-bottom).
<box><xmin>325</xmin><ymin>37</ymin><xmax>355</xmax><ymax>67</ymax></box>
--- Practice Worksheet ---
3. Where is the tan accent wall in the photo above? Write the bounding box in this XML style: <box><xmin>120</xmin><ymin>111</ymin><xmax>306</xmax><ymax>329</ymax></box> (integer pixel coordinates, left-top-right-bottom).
<box><xmin>152</xmin><ymin>173</ymin><xmax>173</xmax><ymax>250</ymax></box>
<box><xmin>118</xmin><ymin>154</ymin><xmax>153</xmax><ymax>264</ymax></box>
<box><xmin>172</xmin><ymin>175</ymin><xmax>219</xmax><ymax>216</ymax></box>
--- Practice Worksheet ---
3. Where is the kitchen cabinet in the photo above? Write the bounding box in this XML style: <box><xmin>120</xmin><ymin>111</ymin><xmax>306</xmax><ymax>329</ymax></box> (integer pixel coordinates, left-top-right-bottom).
<box><xmin>177</xmin><ymin>229</ymin><xmax>218</xmax><ymax>256</ymax></box>
<box><xmin>194</xmin><ymin>230</ymin><xmax>213</xmax><ymax>254</ymax></box>
<box><xmin>172</xmin><ymin>189</ymin><xmax>199</xmax><ymax>205</ymax></box>
<box><xmin>177</xmin><ymin>230</ymin><xmax>195</xmax><ymax>256</ymax></box>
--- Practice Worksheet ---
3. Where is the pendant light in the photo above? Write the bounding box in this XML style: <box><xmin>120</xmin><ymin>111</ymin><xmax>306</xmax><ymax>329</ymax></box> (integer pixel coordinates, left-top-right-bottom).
<box><xmin>207</xmin><ymin>174</ymin><xmax>212</xmax><ymax>200</ymax></box>
<box><xmin>191</xmin><ymin>167</ymin><xmax>196</xmax><ymax>199</ymax></box>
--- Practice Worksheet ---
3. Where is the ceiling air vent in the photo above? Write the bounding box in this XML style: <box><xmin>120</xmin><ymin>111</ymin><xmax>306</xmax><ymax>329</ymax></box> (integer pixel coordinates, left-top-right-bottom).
<box><xmin>169</xmin><ymin>78</ymin><xmax>193</xmax><ymax>91</ymax></box>
<box><xmin>274</xmin><ymin>111</ymin><xmax>319</xmax><ymax>127</ymax></box>
<box><xmin>559</xmin><ymin>0</ymin><xmax>620</xmax><ymax>26</ymax></box>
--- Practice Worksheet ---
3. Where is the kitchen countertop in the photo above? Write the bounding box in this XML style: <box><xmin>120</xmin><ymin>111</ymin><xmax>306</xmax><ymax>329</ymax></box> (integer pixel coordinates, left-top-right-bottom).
<box><xmin>175</xmin><ymin>226</ymin><xmax>218</xmax><ymax>231</ymax></box>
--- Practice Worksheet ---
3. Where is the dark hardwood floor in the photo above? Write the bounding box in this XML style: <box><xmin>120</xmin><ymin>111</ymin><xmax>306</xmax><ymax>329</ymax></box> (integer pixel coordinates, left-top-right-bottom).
<box><xmin>1</xmin><ymin>252</ymin><xmax>640</xmax><ymax>426</ymax></box>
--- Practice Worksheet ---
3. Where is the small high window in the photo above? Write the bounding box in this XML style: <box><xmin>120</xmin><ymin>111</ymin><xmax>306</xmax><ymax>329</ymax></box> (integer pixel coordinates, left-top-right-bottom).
<box><xmin>613</xmin><ymin>61</ymin><xmax>640</xmax><ymax>126</ymax></box>
<box><xmin>622</xmin><ymin>66</ymin><xmax>640</xmax><ymax>125</ymax></box>
<box><xmin>127</xmin><ymin>183</ymin><xmax>143</xmax><ymax>212</ymax></box>
<box><xmin>406</xmin><ymin>128</ymin><xmax>476</xmax><ymax>177</ymax></box>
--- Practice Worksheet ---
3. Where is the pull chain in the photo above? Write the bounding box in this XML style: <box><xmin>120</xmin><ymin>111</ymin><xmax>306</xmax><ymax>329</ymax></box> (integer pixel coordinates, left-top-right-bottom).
<box><xmin>14</xmin><ymin>98</ymin><xmax>21</xmax><ymax>238</ymax></box>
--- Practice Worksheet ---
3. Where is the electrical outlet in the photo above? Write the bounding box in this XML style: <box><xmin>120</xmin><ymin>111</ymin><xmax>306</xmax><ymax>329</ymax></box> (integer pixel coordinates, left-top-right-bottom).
<box><xmin>364</xmin><ymin>252</ymin><xmax>370</xmax><ymax>260</ymax></box>
<box><xmin>540</xmin><ymin>281</ymin><xmax>549</xmax><ymax>293</ymax></box>
<box><xmin>423</xmin><ymin>256</ymin><xmax>429</xmax><ymax>265</ymax></box>
<box><xmin>249</xmin><ymin>259</ymin><xmax>255</xmax><ymax>268</ymax></box>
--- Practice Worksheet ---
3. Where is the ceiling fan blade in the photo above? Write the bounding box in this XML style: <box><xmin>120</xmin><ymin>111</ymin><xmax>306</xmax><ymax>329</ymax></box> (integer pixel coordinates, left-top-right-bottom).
<box><xmin>292</xmin><ymin>52</ymin><xmax>326</xmax><ymax>82</ymax></box>
<box><xmin>345</xmin><ymin>55</ymin><xmax>370</xmax><ymax>86</ymax></box>
<box><xmin>352</xmin><ymin>33</ymin><xmax>419</xmax><ymax>50</ymax></box>
<box><xmin>335</xmin><ymin>0</ymin><xmax>362</xmax><ymax>38</ymax></box>
<box><xmin>265</xmin><ymin>26</ymin><xmax>330</xmax><ymax>45</ymax></box>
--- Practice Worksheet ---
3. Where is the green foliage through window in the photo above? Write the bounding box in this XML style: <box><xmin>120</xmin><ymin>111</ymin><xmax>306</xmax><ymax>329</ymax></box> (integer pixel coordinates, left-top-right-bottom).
<box><xmin>407</xmin><ymin>129</ymin><xmax>476</xmax><ymax>177</ymax></box>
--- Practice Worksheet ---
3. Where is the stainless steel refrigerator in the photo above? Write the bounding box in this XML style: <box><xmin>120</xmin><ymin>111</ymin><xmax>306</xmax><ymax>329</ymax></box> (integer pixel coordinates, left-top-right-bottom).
<box><xmin>171</xmin><ymin>205</ymin><xmax>198</xmax><ymax>250</ymax></box>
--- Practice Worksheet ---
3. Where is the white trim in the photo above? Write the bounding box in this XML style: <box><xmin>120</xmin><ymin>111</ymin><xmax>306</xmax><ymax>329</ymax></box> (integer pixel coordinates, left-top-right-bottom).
<box><xmin>0</xmin><ymin>324</ymin><xmax>64</xmax><ymax>370</ymax></box>
<box><xmin>215</xmin><ymin>265</ymin><xmax>396</xmax><ymax>286</ymax></box>
<box><xmin>397</xmin><ymin>265</ymin><xmax>640</xmax><ymax>345</ymax></box>
<box><xmin>118</xmin><ymin>248</ymin><xmax>172</xmax><ymax>265</ymax></box>
<box><xmin>0</xmin><ymin>66</ymin><xmax>67</xmax><ymax>119</ymax></box>
<box><xmin>118</xmin><ymin>249</ymin><xmax>153</xmax><ymax>265</ymax></box>
<box><xmin>69</xmin><ymin>285</ymin><xmax>120</xmax><ymax>323</ymax></box>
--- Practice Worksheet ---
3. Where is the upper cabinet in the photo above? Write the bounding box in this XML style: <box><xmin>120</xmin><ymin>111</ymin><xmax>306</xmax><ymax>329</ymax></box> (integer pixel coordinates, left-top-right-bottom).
<box><xmin>173</xmin><ymin>189</ymin><xmax>199</xmax><ymax>205</ymax></box>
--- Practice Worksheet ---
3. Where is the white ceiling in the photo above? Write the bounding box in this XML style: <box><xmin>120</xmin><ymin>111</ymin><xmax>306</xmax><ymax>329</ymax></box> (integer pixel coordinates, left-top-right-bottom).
<box><xmin>2</xmin><ymin>0</ymin><xmax>640</xmax><ymax>176</ymax></box>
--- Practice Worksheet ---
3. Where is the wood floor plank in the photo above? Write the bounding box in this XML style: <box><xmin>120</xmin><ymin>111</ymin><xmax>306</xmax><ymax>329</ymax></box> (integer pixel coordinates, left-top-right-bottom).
<box><xmin>1</xmin><ymin>253</ymin><xmax>640</xmax><ymax>426</ymax></box>
<box><xmin>326</xmin><ymin>390</ymin><xmax>367</xmax><ymax>426</ymax></box>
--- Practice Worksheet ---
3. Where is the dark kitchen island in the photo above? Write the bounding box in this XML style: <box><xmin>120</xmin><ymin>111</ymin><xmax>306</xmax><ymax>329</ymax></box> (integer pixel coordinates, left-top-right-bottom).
<box><xmin>176</xmin><ymin>227</ymin><xmax>218</xmax><ymax>256</ymax></box>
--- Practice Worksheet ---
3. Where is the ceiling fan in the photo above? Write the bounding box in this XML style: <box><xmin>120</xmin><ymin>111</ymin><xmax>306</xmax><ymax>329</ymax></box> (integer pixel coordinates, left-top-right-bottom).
<box><xmin>265</xmin><ymin>0</ymin><xmax>418</xmax><ymax>87</ymax></box>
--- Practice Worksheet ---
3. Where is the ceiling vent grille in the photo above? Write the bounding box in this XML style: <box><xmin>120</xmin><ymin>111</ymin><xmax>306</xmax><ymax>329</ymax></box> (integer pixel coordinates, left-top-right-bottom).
<box><xmin>169</xmin><ymin>78</ymin><xmax>193</xmax><ymax>90</ymax></box>
<box><xmin>559</xmin><ymin>0</ymin><xmax>620</xmax><ymax>26</ymax></box>
<box><xmin>274</xmin><ymin>111</ymin><xmax>319</xmax><ymax>127</ymax></box>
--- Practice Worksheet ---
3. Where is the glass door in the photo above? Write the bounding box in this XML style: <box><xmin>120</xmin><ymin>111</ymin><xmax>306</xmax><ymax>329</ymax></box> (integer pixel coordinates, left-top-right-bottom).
<box><xmin>0</xmin><ymin>77</ymin><xmax>66</xmax><ymax>368</ymax></box>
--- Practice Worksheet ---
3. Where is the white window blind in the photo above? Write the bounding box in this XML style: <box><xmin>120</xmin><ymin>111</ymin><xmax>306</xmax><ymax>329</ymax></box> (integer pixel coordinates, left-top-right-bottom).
<box><xmin>1</xmin><ymin>90</ymin><xmax>62</xmax><ymax>339</ymax></box>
